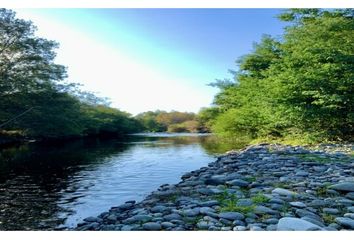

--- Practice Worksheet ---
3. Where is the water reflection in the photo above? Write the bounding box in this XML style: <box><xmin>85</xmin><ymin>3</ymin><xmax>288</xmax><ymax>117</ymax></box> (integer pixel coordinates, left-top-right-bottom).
<box><xmin>0</xmin><ymin>134</ymin><xmax>247</xmax><ymax>230</ymax></box>
<box><xmin>0</xmin><ymin>138</ymin><xmax>132</xmax><ymax>230</ymax></box>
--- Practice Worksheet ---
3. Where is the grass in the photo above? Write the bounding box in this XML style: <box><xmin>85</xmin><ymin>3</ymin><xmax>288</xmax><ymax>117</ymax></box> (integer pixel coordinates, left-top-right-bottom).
<box><xmin>244</xmin><ymin>176</ymin><xmax>257</xmax><ymax>182</ymax></box>
<box><xmin>272</xmin><ymin>182</ymin><xmax>289</xmax><ymax>189</ymax></box>
<box><xmin>315</xmin><ymin>184</ymin><xmax>332</xmax><ymax>197</ymax></box>
<box><xmin>220</xmin><ymin>205</ymin><xmax>255</xmax><ymax>214</ymax></box>
<box><xmin>297</xmin><ymin>154</ymin><xmax>334</xmax><ymax>163</ymax></box>
<box><xmin>249</xmin><ymin>134</ymin><xmax>320</xmax><ymax>146</ymax></box>
<box><xmin>183</xmin><ymin>215</ymin><xmax>203</xmax><ymax>225</ymax></box>
<box><xmin>158</xmin><ymin>193</ymin><xmax>179</xmax><ymax>203</ymax></box>
<box><xmin>213</xmin><ymin>188</ymin><xmax>256</xmax><ymax>214</ymax></box>
<box><xmin>259</xmin><ymin>214</ymin><xmax>272</xmax><ymax>221</ymax></box>
<box><xmin>251</xmin><ymin>193</ymin><xmax>270</xmax><ymax>204</ymax></box>
<box><xmin>280</xmin><ymin>203</ymin><xmax>291</xmax><ymax>215</ymax></box>
<box><xmin>322</xmin><ymin>214</ymin><xmax>336</xmax><ymax>224</ymax></box>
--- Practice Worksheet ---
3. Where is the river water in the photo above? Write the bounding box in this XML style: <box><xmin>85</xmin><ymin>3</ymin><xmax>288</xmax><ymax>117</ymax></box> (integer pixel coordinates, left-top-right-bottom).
<box><xmin>0</xmin><ymin>133</ymin><xmax>247</xmax><ymax>230</ymax></box>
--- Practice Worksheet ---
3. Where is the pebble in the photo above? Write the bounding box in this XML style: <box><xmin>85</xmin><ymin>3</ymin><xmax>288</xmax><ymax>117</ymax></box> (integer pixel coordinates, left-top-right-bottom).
<box><xmin>142</xmin><ymin>222</ymin><xmax>162</xmax><ymax>230</ymax></box>
<box><xmin>322</xmin><ymin>208</ymin><xmax>339</xmax><ymax>215</ymax></box>
<box><xmin>272</xmin><ymin>188</ymin><xmax>297</xmax><ymax>197</ymax></box>
<box><xmin>226</xmin><ymin>179</ymin><xmax>249</xmax><ymax>187</ymax></box>
<box><xmin>290</xmin><ymin>202</ymin><xmax>307</xmax><ymax>208</ymax></box>
<box><xmin>161</xmin><ymin>222</ymin><xmax>175</xmax><ymax>228</ymax></box>
<box><xmin>150</xmin><ymin>205</ymin><xmax>168</xmax><ymax>213</ymax></box>
<box><xmin>254</xmin><ymin>206</ymin><xmax>278</xmax><ymax>215</ymax></box>
<box><xmin>197</xmin><ymin>221</ymin><xmax>210</xmax><ymax>230</ymax></box>
<box><xmin>218</xmin><ymin>212</ymin><xmax>245</xmax><ymax>221</ymax></box>
<box><xmin>330</xmin><ymin>182</ymin><xmax>354</xmax><ymax>192</ymax></box>
<box><xmin>83</xmin><ymin>217</ymin><xmax>99</xmax><ymax>222</ymax></box>
<box><xmin>335</xmin><ymin>217</ymin><xmax>354</xmax><ymax>229</ymax></box>
<box><xmin>73</xmin><ymin>144</ymin><xmax>354</xmax><ymax>232</ymax></box>
<box><xmin>163</xmin><ymin>213</ymin><xmax>182</xmax><ymax>221</ymax></box>
<box><xmin>233</xmin><ymin>226</ymin><xmax>247</xmax><ymax>231</ymax></box>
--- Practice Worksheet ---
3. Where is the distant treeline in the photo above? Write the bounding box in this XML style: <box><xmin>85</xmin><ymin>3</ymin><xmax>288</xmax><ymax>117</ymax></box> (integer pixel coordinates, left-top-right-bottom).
<box><xmin>199</xmin><ymin>9</ymin><xmax>354</xmax><ymax>144</ymax></box>
<box><xmin>135</xmin><ymin>110</ymin><xmax>208</xmax><ymax>133</ymax></box>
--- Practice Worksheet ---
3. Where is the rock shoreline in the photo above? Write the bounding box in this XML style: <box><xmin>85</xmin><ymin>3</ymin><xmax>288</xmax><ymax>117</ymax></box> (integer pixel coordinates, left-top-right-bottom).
<box><xmin>74</xmin><ymin>143</ymin><xmax>354</xmax><ymax>231</ymax></box>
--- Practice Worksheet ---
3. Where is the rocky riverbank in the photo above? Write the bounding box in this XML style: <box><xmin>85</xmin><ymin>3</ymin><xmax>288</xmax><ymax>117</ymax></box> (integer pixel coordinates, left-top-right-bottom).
<box><xmin>75</xmin><ymin>143</ymin><xmax>354</xmax><ymax>231</ymax></box>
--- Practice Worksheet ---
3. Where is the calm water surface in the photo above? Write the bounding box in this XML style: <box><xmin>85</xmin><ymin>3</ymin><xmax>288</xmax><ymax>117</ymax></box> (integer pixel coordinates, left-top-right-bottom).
<box><xmin>0</xmin><ymin>133</ymin><xmax>244</xmax><ymax>230</ymax></box>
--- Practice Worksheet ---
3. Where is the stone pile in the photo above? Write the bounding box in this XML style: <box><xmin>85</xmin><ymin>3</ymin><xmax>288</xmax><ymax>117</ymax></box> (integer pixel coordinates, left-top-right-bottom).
<box><xmin>75</xmin><ymin>143</ymin><xmax>354</xmax><ymax>231</ymax></box>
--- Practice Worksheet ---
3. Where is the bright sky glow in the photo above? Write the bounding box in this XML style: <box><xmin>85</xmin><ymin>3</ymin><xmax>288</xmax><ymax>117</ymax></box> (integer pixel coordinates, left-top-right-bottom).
<box><xmin>15</xmin><ymin>9</ymin><xmax>286</xmax><ymax>115</ymax></box>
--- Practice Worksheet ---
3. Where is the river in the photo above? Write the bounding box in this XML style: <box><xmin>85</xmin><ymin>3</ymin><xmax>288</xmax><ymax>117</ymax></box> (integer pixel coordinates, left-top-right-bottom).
<box><xmin>0</xmin><ymin>133</ymin><xmax>246</xmax><ymax>230</ymax></box>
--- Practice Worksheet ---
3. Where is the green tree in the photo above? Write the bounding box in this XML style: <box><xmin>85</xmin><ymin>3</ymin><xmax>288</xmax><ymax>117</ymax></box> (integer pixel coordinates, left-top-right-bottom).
<box><xmin>0</xmin><ymin>9</ymin><xmax>142</xmax><ymax>140</ymax></box>
<box><xmin>271</xmin><ymin>9</ymin><xmax>354</xmax><ymax>140</ymax></box>
<box><xmin>210</xmin><ymin>9</ymin><xmax>354</xmax><ymax>142</ymax></box>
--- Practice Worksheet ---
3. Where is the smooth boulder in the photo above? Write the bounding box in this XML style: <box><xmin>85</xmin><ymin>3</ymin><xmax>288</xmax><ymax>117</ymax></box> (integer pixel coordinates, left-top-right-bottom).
<box><xmin>329</xmin><ymin>182</ymin><xmax>354</xmax><ymax>192</ymax></box>
<box><xmin>277</xmin><ymin>217</ymin><xmax>323</xmax><ymax>231</ymax></box>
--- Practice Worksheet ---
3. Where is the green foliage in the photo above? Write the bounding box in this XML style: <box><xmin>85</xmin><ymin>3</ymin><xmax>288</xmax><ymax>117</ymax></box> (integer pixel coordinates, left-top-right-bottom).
<box><xmin>0</xmin><ymin>9</ymin><xmax>142</xmax><ymax>140</ymax></box>
<box><xmin>208</xmin><ymin>9</ymin><xmax>354</xmax><ymax>143</ymax></box>
<box><xmin>134</xmin><ymin>111</ymin><xmax>166</xmax><ymax>132</ymax></box>
<box><xmin>213</xmin><ymin>189</ymin><xmax>255</xmax><ymax>214</ymax></box>
<box><xmin>315</xmin><ymin>184</ymin><xmax>332</xmax><ymax>197</ymax></box>
<box><xmin>135</xmin><ymin>110</ymin><xmax>203</xmax><ymax>133</ymax></box>
<box><xmin>251</xmin><ymin>193</ymin><xmax>270</xmax><ymax>204</ymax></box>
<box><xmin>322</xmin><ymin>214</ymin><xmax>336</xmax><ymax>224</ymax></box>
<box><xmin>196</xmin><ymin>107</ymin><xmax>221</xmax><ymax>132</ymax></box>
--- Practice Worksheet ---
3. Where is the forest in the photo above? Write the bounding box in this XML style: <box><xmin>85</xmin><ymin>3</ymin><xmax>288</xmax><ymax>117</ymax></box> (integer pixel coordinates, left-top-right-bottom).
<box><xmin>0</xmin><ymin>8</ymin><xmax>353</xmax><ymax>145</ymax></box>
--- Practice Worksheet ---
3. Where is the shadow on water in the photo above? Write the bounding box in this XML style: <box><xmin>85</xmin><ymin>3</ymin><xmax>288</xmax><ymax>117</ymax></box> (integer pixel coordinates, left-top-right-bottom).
<box><xmin>0</xmin><ymin>134</ymin><xmax>248</xmax><ymax>230</ymax></box>
<box><xmin>0</xmin><ymin>137</ymin><xmax>132</xmax><ymax>230</ymax></box>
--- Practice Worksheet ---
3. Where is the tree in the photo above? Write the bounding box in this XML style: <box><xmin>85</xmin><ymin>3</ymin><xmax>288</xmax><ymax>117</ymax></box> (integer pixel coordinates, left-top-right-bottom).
<box><xmin>0</xmin><ymin>8</ymin><xmax>143</xmax><ymax>139</ymax></box>
<box><xmin>270</xmin><ymin>9</ymin><xmax>354</xmax><ymax>140</ymax></box>
<box><xmin>0</xmin><ymin>8</ymin><xmax>77</xmax><ymax>137</ymax></box>
<box><xmin>209</xmin><ymin>9</ymin><xmax>354</xmax><ymax>142</ymax></box>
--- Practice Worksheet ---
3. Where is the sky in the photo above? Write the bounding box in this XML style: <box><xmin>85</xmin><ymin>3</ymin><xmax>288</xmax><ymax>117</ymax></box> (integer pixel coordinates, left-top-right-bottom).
<box><xmin>15</xmin><ymin>9</ymin><xmax>287</xmax><ymax>115</ymax></box>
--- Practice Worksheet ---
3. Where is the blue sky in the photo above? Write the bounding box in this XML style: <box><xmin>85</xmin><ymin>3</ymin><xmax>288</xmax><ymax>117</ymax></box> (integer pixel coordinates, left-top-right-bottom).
<box><xmin>15</xmin><ymin>9</ymin><xmax>286</xmax><ymax>115</ymax></box>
